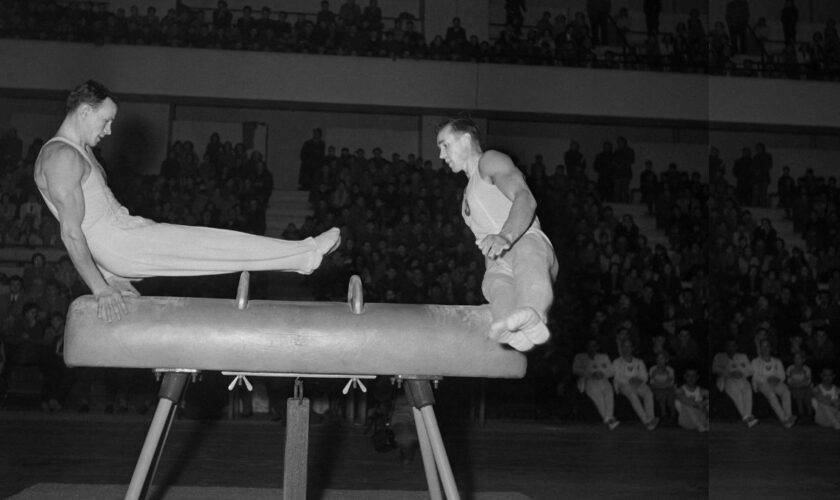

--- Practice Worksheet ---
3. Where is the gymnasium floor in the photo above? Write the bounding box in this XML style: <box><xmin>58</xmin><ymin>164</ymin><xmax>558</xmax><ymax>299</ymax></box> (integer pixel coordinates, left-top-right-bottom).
<box><xmin>1</xmin><ymin>401</ymin><xmax>836</xmax><ymax>500</ymax></box>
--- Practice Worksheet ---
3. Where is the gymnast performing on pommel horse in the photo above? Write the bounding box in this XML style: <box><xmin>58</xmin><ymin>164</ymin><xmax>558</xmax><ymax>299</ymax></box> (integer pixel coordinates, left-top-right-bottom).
<box><xmin>44</xmin><ymin>82</ymin><xmax>547</xmax><ymax>500</ymax></box>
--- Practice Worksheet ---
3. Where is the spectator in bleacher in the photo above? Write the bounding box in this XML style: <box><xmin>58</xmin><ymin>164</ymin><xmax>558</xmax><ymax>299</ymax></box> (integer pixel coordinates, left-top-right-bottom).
<box><xmin>639</xmin><ymin>160</ymin><xmax>658</xmax><ymax>215</ymax></box>
<box><xmin>594</xmin><ymin>141</ymin><xmax>615</xmax><ymax>201</ymax></box>
<box><xmin>0</xmin><ymin>128</ymin><xmax>23</xmax><ymax>164</ymax></box>
<box><xmin>777</xmin><ymin>165</ymin><xmax>795</xmax><ymax>216</ymax></box>
<box><xmin>781</xmin><ymin>0</ymin><xmax>799</xmax><ymax>46</ymax></box>
<box><xmin>21</xmin><ymin>252</ymin><xmax>53</xmax><ymax>291</ymax></box>
<box><xmin>786</xmin><ymin>351</ymin><xmax>813</xmax><ymax>420</ymax></box>
<box><xmin>712</xmin><ymin>338</ymin><xmax>758</xmax><ymax>427</ymax></box>
<box><xmin>751</xmin><ymin>338</ymin><xmax>796</xmax><ymax>427</ymax></box>
<box><xmin>806</xmin><ymin>327</ymin><xmax>836</xmax><ymax>372</ymax></box>
<box><xmin>0</xmin><ymin>192</ymin><xmax>17</xmax><ymax>232</ymax></box>
<box><xmin>643</xmin><ymin>0</ymin><xmax>661</xmax><ymax>37</ymax></box>
<box><xmin>612</xmin><ymin>338</ymin><xmax>659</xmax><ymax>430</ymax></box>
<box><xmin>362</xmin><ymin>0</ymin><xmax>382</xmax><ymax>32</ymax></box>
<box><xmin>572</xmin><ymin>338</ymin><xmax>620</xmax><ymax>430</ymax></box>
<box><xmin>299</xmin><ymin>128</ymin><xmax>325</xmax><ymax>191</ymax></box>
<box><xmin>812</xmin><ymin>367</ymin><xmax>840</xmax><ymax>430</ymax></box>
<box><xmin>649</xmin><ymin>351</ymin><xmax>676</xmax><ymax>423</ymax></box>
<box><xmin>0</xmin><ymin>275</ymin><xmax>25</xmax><ymax>332</ymax></box>
<box><xmin>2</xmin><ymin>301</ymin><xmax>68</xmax><ymax>411</ymax></box>
<box><xmin>612</xmin><ymin>136</ymin><xmax>634</xmax><ymax>202</ymax></box>
<box><xmin>751</xmin><ymin>143</ymin><xmax>773</xmax><ymax>207</ymax></box>
<box><xmin>445</xmin><ymin>17</ymin><xmax>467</xmax><ymax>46</ymax></box>
<box><xmin>732</xmin><ymin>147</ymin><xmax>753</xmax><ymax>205</ymax></box>
<box><xmin>614</xmin><ymin>8</ymin><xmax>631</xmax><ymax>40</ymax></box>
<box><xmin>752</xmin><ymin>17</ymin><xmax>769</xmax><ymax>54</ymax></box>
<box><xmin>213</xmin><ymin>0</ymin><xmax>233</xmax><ymax>30</ymax></box>
<box><xmin>586</xmin><ymin>0</ymin><xmax>611</xmax><ymax>46</ymax></box>
<box><xmin>726</xmin><ymin>0</ymin><xmax>750</xmax><ymax>54</ymax></box>
<box><xmin>563</xmin><ymin>141</ymin><xmax>586</xmax><ymax>180</ymax></box>
<box><xmin>674</xmin><ymin>367</ymin><xmax>709</xmax><ymax>432</ymax></box>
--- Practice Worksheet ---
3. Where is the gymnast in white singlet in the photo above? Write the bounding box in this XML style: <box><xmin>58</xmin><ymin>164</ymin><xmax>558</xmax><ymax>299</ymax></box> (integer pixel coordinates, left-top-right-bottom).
<box><xmin>33</xmin><ymin>80</ymin><xmax>340</xmax><ymax>323</ymax></box>
<box><xmin>435</xmin><ymin>117</ymin><xmax>558</xmax><ymax>351</ymax></box>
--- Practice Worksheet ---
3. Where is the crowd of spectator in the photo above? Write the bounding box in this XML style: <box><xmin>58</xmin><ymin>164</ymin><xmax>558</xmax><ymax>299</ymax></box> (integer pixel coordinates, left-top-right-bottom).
<box><xmin>709</xmin><ymin>144</ymin><xmax>840</xmax><ymax>429</ymax></box>
<box><xmin>1</xmin><ymin>0</ymin><xmax>838</xmax><ymax>79</ymax></box>
<box><xmin>5</xmin><ymin>122</ymin><xmax>840</xmax><ymax>432</ymax></box>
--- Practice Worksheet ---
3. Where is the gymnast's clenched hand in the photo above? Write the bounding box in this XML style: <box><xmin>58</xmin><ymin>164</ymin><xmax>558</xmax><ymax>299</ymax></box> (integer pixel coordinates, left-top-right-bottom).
<box><xmin>96</xmin><ymin>285</ymin><xmax>130</xmax><ymax>322</ymax></box>
<box><xmin>478</xmin><ymin>233</ymin><xmax>512</xmax><ymax>259</ymax></box>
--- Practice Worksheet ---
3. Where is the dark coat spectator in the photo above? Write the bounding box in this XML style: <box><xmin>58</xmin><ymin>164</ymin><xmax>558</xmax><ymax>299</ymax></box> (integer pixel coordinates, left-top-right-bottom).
<box><xmin>299</xmin><ymin>128</ymin><xmax>325</xmax><ymax>191</ymax></box>
<box><xmin>726</xmin><ymin>0</ymin><xmax>750</xmax><ymax>53</ymax></box>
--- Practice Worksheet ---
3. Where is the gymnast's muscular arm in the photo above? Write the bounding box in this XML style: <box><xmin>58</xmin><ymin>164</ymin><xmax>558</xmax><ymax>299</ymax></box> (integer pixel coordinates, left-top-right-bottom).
<box><xmin>477</xmin><ymin>150</ymin><xmax>538</xmax><ymax>259</ymax></box>
<box><xmin>40</xmin><ymin>147</ymin><xmax>127</xmax><ymax>322</ymax></box>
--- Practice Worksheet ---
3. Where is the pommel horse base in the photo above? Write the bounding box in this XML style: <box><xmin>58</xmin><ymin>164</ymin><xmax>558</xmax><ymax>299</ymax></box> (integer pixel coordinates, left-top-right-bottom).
<box><xmin>64</xmin><ymin>273</ymin><xmax>526</xmax><ymax>500</ymax></box>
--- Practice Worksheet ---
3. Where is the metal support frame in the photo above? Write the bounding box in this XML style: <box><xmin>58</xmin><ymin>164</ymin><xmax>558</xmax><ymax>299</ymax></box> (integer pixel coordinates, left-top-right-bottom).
<box><xmin>125</xmin><ymin>370</ymin><xmax>193</xmax><ymax>500</ymax></box>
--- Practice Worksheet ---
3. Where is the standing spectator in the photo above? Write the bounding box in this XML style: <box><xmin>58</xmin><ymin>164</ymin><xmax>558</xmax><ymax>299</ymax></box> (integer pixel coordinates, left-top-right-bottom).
<box><xmin>212</xmin><ymin>0</ymin><xmax>232</xmax><ymax>30</ymax></box>
<box><xmin>339</xmin><ymin>0</ymin><xmax>362</xmax><ymax>28</ymax></box>
<box><xmin>674</xmin><ymin>367</ymin><xmax>709</xmax><ymax>432</ymax></box>
<box><xmin>594</xmin><ymin>141</ymin><xmax>615</xmax><ymax>201</ymax></box>
<box><xmin>612</xmin><ymin>339</ymin><xmax>659</xmax><ymax>430</ymax></box>
<box><xmin>751</xmin><ymin>142</ymin><xmax>772</xmax><ymax>207</ymax></box>
<box><xmin>299</xmin><ymin>128</ymin><xmax>325</xmax><ymax>191</ymax></box>
<box><xmin>643</xmin><ymin>0</ymin><xmax>661</xmax><ymax>37</ymax></box>
<box><xmin>504</xmin><ymin>0</ymin><xmax>526</xmax><ymax>30</ymax></box>
<box><xmin>445</xmin><ymin>17</ymin><xmax>467</xmax><ymax>46</ymax></box>
<box><xmin>712</xmin><ymin>339</ymin><xmax>758</xmax><ymax>427</ymax></box>
<box><xmin>612</xmin><ymin>136</ymin><xmax>634</xmax><ymax>202</ymax></box>
<box><xmin>781</xmin><ymin>0</ymin><xmax>799</xmax><ymax>46</ymax></box>
<box><xmin>587</xmin><ymin>0</ymin><xmax>611</xmax><ymax>46</ymax></box>
<box><xmin>709</xmin><ymin>146</ymin><xmax>724</xmax><ymax>178</ymax></box>
<box><xmin>0</xmin><ymin>128</ymin><xmax>23</xmax><ymax>163</ymax></box>
<box><xmin>639</xmin><ymin>160</ymin><xmax>658</xmax><ymax>214</ymax></box>
<box><xmin>811</xmin><ymin>367</ymin><xmax>840</xmax><ymax>430</ymax></box>
<box><xmin>751</xmin><ymin>339</ymin><xmax>796</xmax><ymax>427</ymax></box>
<box><xmin>777</xmin><ymin>165</ymin><xmax>795</xmax><ymax>215</ymax></box>
<box><xmin>573</xmin><ymin>339</ymin><xmax>620</xmax><ymax>430</ymax></box>
<box><xmin>732</xmin><ymin>147</ymin><xmax>753</xmax><ymax>205</ymax></box>
<box><xmin>564</xmin><ymin>140</ymin><xmax>586</xmax><ymax>179</ymax></box>
<box><xmin>726</xmin><ymin>0</ymin><xmax>750</xmax><ymax>54</ymax></box>
<box><xmin>362</xmin><ymin>0</ymin><xmax>382</xmax><ymax>32</ymax></box>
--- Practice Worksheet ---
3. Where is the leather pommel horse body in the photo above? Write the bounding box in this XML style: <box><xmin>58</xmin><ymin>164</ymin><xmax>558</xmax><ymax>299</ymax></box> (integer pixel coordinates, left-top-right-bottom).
<box><xmin>64</xmin><ymin>274</ymin><xmax>526</xmax><ymax>500</ymax></box>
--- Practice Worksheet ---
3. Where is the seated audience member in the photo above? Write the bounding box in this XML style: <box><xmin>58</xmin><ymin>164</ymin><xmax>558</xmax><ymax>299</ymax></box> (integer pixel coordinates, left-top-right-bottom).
<box><xmin>807</xmin><ymin>328</ymin><xmax>836</xmax><ymax>372</ymax></box>
<box><xmin>751</xmin><ymin>339</ymin><xmax>796</xmax><ymax>428</ymax></box>
<box><xmin>674</xmin><ymin>367</ymin><xmax>709</xmax><ymax>432</ymax></box>
<box><xmin>812</xmin><ymin>367</ymin><xmax>840</xmax><ymax>430</ymax></box>
<box><xmin>712</xmin><ymin>339</ymin><xmax>757</xmax><ymax>427</ymax></box>
<box><xmin>22</xmin><ymin>252</ymin><xmax>54</xmax><ymax>290</ymax></box>
<box><xmin>572</xmin><ymin>338</ymin><xmax>619</xmax><ymax>429</ymax></box>
<box><xmin>648</xmin><ymin>351</ymin><xmax>677</xmax><ymax>422</ymax></box>
<box><xmin>612</xmin><ymin>339</ymin><xmax>659</xmax><ymax>430</ymax></box>
<box><xmin>785</xmin><ymin>351</ymin><xmax>813</xmax><ymax>420</ymax></box>
<box><xmin>1</xmin><ymin>302</ymin><xmax>67</xmax><ymax>410</ymax></box>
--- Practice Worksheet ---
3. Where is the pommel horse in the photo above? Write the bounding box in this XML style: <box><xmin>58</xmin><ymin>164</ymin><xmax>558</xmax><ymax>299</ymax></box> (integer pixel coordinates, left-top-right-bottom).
<box><xmin>64</xmin><ymin>273</ymin><xmax>526</xmax><ymax>500</ymax></box>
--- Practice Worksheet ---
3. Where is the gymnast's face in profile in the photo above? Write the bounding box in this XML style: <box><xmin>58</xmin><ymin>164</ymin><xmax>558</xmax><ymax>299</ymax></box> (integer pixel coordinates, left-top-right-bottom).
<box><xmin>81</xmin><ymin>97</ymin><xmax>117</xmax><ymax>147</ymax></box>
<box><xmin>437</xmin><ymin>126</ymin><xmax>470</xmax><ymax>173</ymax></box>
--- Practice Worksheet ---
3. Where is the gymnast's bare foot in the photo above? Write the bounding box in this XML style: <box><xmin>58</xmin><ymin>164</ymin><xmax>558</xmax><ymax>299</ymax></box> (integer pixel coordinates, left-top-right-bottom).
<box><xmin>489</xmin><ymin>307</ymin><xmax>550</xmax><ymax>352</ymax></box>
<box><xmin>314</xmin><ymin>227</ymin><xmax>341</xmax><ymax>255</ymax></box>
